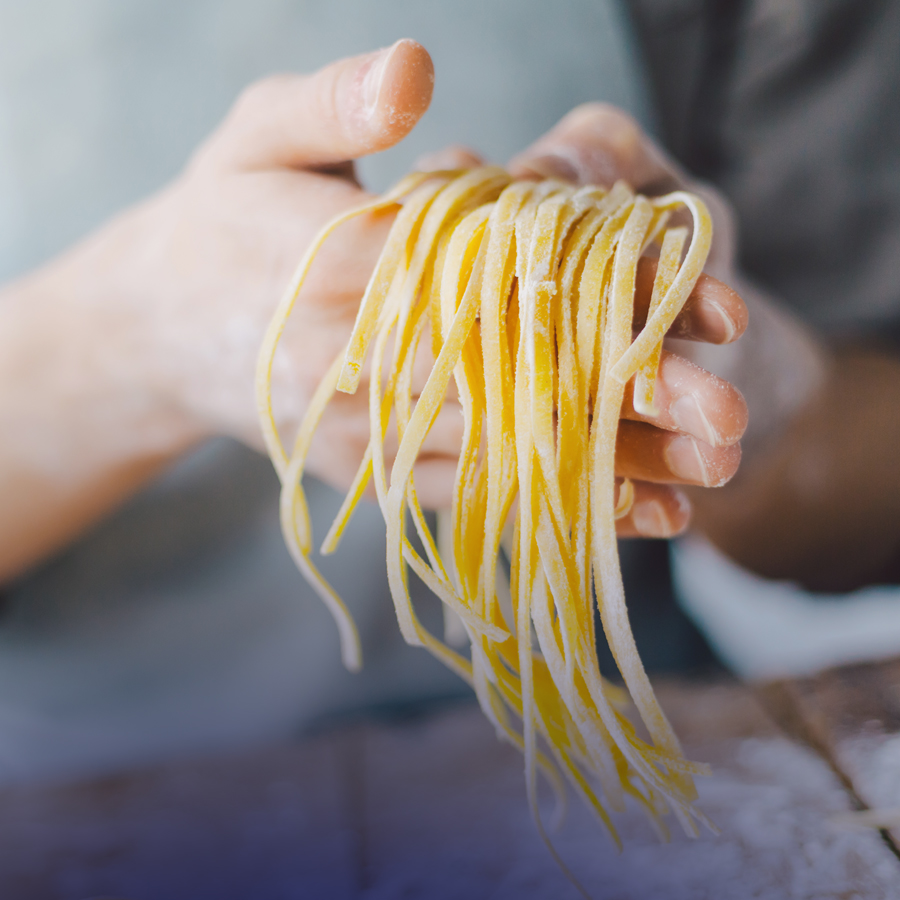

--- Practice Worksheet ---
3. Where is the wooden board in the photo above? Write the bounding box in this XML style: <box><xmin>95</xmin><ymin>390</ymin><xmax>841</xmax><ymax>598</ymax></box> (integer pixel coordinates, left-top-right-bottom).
<box><xmin>0</xmin><ymin>678</ymin><xmax>897</xmax><ymax>899</ymax></box>
<box><xmin>759</xmin><ymin>658</ymin><xmax>900</xmax><ymax>852</ymax></box>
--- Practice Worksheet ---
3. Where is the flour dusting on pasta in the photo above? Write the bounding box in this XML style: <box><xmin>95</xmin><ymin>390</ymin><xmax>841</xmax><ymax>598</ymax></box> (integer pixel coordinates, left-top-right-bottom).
<box><xmin>256</xmin><ymin>168</ymin><xmax>714</xmax><ymax>877</ymax></box>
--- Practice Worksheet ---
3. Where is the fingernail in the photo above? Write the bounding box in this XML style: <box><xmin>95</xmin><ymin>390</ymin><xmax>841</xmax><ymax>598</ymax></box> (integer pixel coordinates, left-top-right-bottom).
<box><xmin>670</xmin><ymin>393</ymin><xmax>720</xmax><ymax>446</ymax></box>
<box><xmin>710</xmin><ymin>299</ymin><xmax>736</xmax><ymax>344</ymax></box>
<box><xmin>517</xmin><ymin>153</ymin><xmax>580</xmax><ymax>183</ymax></box>
<box><xmin>673</xmin><ymin>488</ymin><xmax>692</xmax><ymax>519</ymax></box>
<box><xmin>664</xmin><ymin>436</ymin><xmax>710</xmax><ymax>486</ymax></box>
<box><xmin>363</xmin><ymin>41</ymin><xmax>400</xmax><ymax>116</ymax></box>
<box><xmin>632</xmin><ymin>500</ymin><xmax>671</xmax><ymax>537</ymax></box>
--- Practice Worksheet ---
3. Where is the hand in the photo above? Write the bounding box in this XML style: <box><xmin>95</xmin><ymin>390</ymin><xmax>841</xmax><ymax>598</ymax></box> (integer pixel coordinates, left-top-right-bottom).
<box><xmin>111</xmin><ymin>42</ymin><xmax>444</xmax><ymax>461</ymax></box>
<box><xmin>505</xmin><ymin>103</ymin><xmax>753</xmax><ymax>539</ymax></box>
<box><xmin>507</xmin><ymin>104</ymin><xmax>900</xmax><ymax>594</ymax></box>
<box><xmin>51</xmin><ymin>40</ymin><xmax>480</xmax><ymax>501</ymax></box>
<box><xmin>0</xmin><ymin>40</ymin><xmax>465</xmax><ymax>579</ymax></box>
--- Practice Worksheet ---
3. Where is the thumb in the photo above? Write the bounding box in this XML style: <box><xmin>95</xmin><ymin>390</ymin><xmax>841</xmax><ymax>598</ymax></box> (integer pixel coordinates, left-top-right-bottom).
<box><xmin>197</xmin><ymin>39</ymin><xmax>434</xmax><ymax>173</ymax></box>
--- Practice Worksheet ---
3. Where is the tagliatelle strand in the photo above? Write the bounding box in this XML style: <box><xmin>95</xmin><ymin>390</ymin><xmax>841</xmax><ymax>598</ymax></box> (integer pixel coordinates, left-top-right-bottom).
<box><xmin>256</xmin><ymin>169</ymin><xmax>715</xmax><ymax>874</ymax></box>
<box><xmin>633</xmin><ymin>226</ymin><xmax>688</xmax><ymax>417</ymax></box>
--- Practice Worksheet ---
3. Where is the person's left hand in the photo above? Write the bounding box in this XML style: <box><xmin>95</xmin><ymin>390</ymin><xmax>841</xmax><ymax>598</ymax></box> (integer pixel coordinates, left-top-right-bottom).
<box><xmin>497</xmin><ymin>106</ymin><xmax>752</xmax><ymax>539</ymax></box>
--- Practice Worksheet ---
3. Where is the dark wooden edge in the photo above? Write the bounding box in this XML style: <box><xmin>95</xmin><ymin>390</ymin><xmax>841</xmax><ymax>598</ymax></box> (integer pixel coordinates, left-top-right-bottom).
<box><xmin>755</xmin><ymin>659</ymin><xmax>900</xmax><ymax>862</ymax></box>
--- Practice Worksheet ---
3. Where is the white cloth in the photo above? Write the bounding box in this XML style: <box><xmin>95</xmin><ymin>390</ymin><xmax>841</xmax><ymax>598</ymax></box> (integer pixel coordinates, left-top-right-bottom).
<box><xmin>673</xmin><ymin>536</ymin><xmax>900</xmax><ymax>680</ymax></box>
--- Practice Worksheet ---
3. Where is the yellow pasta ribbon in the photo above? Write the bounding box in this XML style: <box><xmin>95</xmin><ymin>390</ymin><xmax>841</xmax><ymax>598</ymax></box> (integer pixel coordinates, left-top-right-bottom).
<box><xmin>256</xmin><ymin>169</ymin><xmax>715</xmax><ymax>876</ymax></box>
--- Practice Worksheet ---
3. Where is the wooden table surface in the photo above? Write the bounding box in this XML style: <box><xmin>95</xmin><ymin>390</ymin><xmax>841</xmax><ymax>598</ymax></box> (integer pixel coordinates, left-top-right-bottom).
<box><xmin>1</xmin><ymin>664</ymin><xmax>899</xmax><ymax>900</ymax></box>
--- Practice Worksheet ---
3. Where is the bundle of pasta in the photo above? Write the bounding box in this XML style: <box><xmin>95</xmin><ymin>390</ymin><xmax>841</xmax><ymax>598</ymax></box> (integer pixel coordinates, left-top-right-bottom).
<box><xmin>257</xmin><ymin>167</ymin><xmax>713</xmax><ymax>855</ymax></box>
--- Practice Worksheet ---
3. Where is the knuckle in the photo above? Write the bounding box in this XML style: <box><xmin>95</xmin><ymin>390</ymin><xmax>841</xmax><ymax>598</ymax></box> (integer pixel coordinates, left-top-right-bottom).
<box><xmin>312</xmin><ymin>67</ymin><xmax>344</xmax><ymax>133</ymax></box>
<box><xmin>538</xmin><ymin>103</ymin><xmax>647</xmax><ymax>188</ymax></box>
<box><xmin>232</xmin><ymin>75</ymin><xmax>284</xmax><ymax>117</ymax></box>
<box><xmin>564</xmin><ymin>103</ymin><xmax>642</xmax><ymax>146</ymax></box>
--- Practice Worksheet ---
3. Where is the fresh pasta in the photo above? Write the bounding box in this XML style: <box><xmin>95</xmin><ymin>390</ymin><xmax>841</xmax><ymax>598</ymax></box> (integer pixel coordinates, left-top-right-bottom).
<box><xmin>256</xmin><ymin>167</ymin><xmax>714</xmax><ymax>867</ymax></box>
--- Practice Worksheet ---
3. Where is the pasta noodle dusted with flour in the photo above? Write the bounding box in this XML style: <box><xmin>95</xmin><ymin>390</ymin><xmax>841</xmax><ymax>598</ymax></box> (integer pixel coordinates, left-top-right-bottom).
<box><xmin>256</xmin><ymin>167</ymin><xmax>715</xmax><ymax>859</ymax></box>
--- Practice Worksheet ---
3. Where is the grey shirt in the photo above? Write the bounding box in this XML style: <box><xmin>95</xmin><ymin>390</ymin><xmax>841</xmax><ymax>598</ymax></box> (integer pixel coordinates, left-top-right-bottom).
<box><xmin>631</xmin><ymin>0</ymin><xmax>900</xmax><ymax>340</ymax></box>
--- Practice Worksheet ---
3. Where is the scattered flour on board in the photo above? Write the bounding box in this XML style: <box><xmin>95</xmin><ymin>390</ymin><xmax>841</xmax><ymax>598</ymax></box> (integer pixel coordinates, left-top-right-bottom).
<box><xmin>439</xmin><ymin>737</ymin><xmax>899</xmax><ymax>900</ymax></box>
<box><xmin>356</xmin><ymin>703</ymin><xmax>900</xmax><ymax>900</ymax></box>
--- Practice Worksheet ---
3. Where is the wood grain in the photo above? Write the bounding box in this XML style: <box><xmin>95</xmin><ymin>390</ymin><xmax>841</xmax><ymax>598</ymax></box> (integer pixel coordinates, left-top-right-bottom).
<box><xmin>759</xmin><ymin>658</ymin><xmax>900</xmax><ymax>854</ymax></box>
<box><xmin>0</xmin><ymin>681</ymin><xmax>896</xmax><ymax>898</ymax></box>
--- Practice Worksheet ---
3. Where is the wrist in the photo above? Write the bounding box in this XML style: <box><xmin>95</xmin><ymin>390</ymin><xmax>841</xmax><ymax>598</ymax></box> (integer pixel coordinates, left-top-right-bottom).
<box><xmin>1</xmin><ymin>222</ymin><xmax>208</xmax><ymax>472</ymax></box>
<box><xmin>689</xmin><ymin>348</ymin><xmax>900</xmax><ymax>592</ymax></box>
<box><xmin>0</xmin><ymin>214</ymin><xmax>211</xmax><ymax>582</ymax></box>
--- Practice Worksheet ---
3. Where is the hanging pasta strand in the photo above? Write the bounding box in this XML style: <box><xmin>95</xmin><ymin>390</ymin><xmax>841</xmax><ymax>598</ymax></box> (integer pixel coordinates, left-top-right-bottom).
<box><xmin>256</xmin><ymin>169</ymin><xmax>715</xmax><ymax>875</ymax></box>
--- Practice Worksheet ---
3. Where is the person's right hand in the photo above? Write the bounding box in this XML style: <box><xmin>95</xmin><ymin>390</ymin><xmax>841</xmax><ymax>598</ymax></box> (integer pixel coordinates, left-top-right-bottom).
<box><xmin>59</xmin><ymin>39</ymin><xmax>471</xmax><ymax>495</ymax></box>
<box><xmin>0</xmin><ymin>40</ymin><xmax>465</xmax><ymax>581</ymax></box>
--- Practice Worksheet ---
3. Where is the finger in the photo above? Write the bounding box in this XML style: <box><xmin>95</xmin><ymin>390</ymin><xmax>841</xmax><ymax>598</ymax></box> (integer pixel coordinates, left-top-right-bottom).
<box><xmin>415</xmin><ymin>145</ymin><xmax>486</xmax><ymax>172</ymax></box>
<box><xmin>260</xmin><ymin>172</ymin><xmax>391</xmax><ymax>319</ymax></box>
<box><xmin>315</xmin><ymin>392</ymin><xmax>463</xmax><ymax>467</ymax></box>
<box><xmin>623</xmin><ymin>352</ymin><xmax>748</xmax><ymax>447</ymax></box>
<box><xmin>509</xmin><ymin>103</ymin><xmax>685</xmax><ymax>193</ymax></box>
<box><xmin>306</xmin><ymin>401</ymin><xmax>462</xmax><ymax>502</ymax></box>
<box><xmin>373</xmin><ymin>323</ymin><xmax>460</xmax><ymax>404</ymax></box>
<box><xmin>616</xmin><ymin>420</ymin><xmax>742</xmax><ymax>487</ymax></box>
<box><xmin>615</xmin><ymin>482</ymin><xmax>692</xmax><ymax>538</ymax></box>
<box><xmin>409</xmin><ymin>323</ymin><xmax>459</xmax><ymax>402</ymax></box>
<box><xmin>199</xmin><ymin>39</ymin><xmax>434</xmax><ymax>173</ymax></box>
<box><xmin>633</xmin><ymin>259</ymin><xmax>747</xmax><ymax>345</ymax></box>
<box><xmin>508</xmin><ymin>103</ymin><xmax>737</xmax><ymax>279</ymax></box>
<box><xmin>379</xmin><ymin>401</ymin><xmax>464</xmax><ymax>460</ymax></box>
<box><xmin>410</xmin><ymin>457</ymin><xmax>458</xmax><ymax>509</ymax></box>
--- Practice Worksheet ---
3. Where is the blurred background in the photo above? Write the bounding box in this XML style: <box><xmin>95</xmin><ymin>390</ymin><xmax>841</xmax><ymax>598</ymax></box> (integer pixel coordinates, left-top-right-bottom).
<box><xmin>0</xmin><ymin>0</ymin><xmax>652</xmax><ymax>279</ymax></box>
